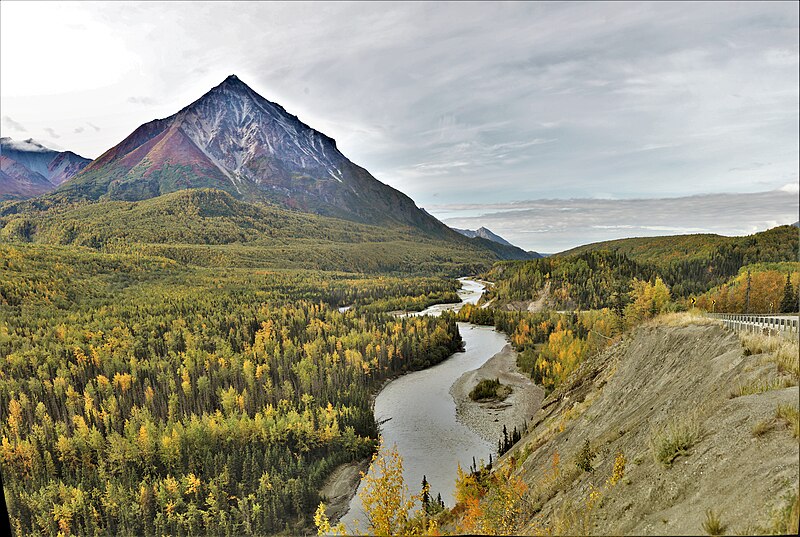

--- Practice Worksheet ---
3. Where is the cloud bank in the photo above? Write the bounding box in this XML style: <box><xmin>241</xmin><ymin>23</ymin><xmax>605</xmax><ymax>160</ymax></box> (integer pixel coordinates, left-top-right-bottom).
<box><xmin>438</xmin><ymin>190</ymin><xmax>799</xmax><ymax>253</ymax></box>
<box><xmin>1</xmin><ymin>115</ymin><xmax>26</xmax><ymax>133</ymax></box>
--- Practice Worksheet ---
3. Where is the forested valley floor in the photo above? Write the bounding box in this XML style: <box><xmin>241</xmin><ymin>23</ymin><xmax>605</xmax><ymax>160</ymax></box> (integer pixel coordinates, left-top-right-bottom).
<box><xmin>2</xmin><ymin>220</ymin><xmax>797</xmax><ymax>536</ymax></box>
<box><xmin>0</xmin><ymin>243</ymin><xmax>465</xmax><ymax>535</ymax></box>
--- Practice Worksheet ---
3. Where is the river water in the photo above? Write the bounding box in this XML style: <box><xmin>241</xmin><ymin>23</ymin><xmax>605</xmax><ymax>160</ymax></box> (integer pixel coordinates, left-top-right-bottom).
<box><xmin>338</xmin><ymin>278</ymin><xmax>508</xmax><ymax>532</ymax></box>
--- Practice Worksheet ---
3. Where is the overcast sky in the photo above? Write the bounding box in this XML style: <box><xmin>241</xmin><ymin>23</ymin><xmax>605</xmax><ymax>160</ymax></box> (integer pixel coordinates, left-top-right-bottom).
<box><xmin>1</xmin><ymin>1</ymin><xmax>797</xmax><ymax>251</ymax></box>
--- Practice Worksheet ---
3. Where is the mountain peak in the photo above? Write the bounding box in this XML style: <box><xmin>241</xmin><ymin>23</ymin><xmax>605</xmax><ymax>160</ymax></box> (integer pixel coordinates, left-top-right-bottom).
<box><xmin>206</xmin><ymin>74</ymin><xmax>259</xmax><ymax>98</ymax></box>
<box><xmin>453</xmin><ymin>226</ymin><xmax>516</xmax><ymax>248</ymax></box>
<box><xmin>56</xmin><ymin>76</ymin><xmax>450</xmax><ymax>232</ymax></box>
<box><xmin>1</xmin><ymin>137</ymin><xmax>90</xmax><ymax>199</ymax></box>
<box><xmin>194</xmin><ymin>74</ymin><xmax>288</xmax><ymax>118</ymax></box>
<box><xmin>219</xmin><ymin>73</ymin><xmax>246</xmax><ymax>88</ymax></box>
<box><xmin>1</xmin><ymin>137</ymin><xmax>54</xmax><ymax>154</ymax></box>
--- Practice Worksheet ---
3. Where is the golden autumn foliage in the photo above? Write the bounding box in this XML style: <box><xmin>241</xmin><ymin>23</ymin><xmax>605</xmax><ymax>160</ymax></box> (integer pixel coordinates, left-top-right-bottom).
<box><xmin>358</xmin><ymin>437</ymin><xmax>418</xmax><ymax>536</ymax></box>
<box><xmin>697</xmin><ymin>264</ymin><xmax>799</xmax><ymax>313</ymax></box>
<box><xmin>453</xmin><ymin>459</ymin><xmax>529</xmax><ymax>535</ymax></box>
<box><xmin>623</xmin><ymin>277</ymin><xmax>671</xmax><ymax>327</ymax></box>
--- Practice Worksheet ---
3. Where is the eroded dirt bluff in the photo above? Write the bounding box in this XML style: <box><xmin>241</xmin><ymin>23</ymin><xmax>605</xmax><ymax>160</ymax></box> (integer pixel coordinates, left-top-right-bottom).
<box><xmin>506</xmin><ymin>316</ymin><xmax>799</xmax><ymax>535</ymax></box>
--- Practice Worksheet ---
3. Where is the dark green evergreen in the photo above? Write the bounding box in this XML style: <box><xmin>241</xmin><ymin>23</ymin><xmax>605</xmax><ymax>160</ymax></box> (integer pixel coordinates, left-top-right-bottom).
<box><xmin>781</xmin><ymin>272</ymin><xmax>797</xmax><ymax>313</ymax></box>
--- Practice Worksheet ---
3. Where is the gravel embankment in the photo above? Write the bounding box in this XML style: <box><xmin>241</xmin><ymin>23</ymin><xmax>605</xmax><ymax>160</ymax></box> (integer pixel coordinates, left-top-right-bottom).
<box><xmin>319</xmin><ymin>458</ymin><xmax>370</xmax><ymax>524</ymax></box>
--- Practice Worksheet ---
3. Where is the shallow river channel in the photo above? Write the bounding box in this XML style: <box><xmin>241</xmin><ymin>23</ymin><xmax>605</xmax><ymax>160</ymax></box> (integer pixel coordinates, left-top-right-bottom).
<box><xmin>339</xmin><ymin>278</ymin><xmax>508</xmax><ymax>532</ymax></box>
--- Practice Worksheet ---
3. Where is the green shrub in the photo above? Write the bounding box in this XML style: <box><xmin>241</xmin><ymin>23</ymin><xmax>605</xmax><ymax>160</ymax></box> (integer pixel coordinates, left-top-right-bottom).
<box><xmin>574</xmin><ymin>438</ymin><xmax>596</xmax><ymax>472</ymax></box>
<box><xmin>649</xmin><ymin>413</ymin><xmax>701</xmax><ymax>466</ymax></box>
<box><xmin>469</xmin><ymin>378</ymin><xmax>511</xmax><ymax>401</ymax></box>
<box><xmin>702</xmin><ymin>508</ymin><xmax>727</xmax><ymax>535</ymax></box>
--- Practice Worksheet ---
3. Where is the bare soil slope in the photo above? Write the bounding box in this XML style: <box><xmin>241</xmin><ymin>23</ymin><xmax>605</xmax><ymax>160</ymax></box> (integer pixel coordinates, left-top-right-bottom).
<box><xmin>507</xmin><ymin>317</ymin><xmax>799</xmax><ymax>535</ymax></box>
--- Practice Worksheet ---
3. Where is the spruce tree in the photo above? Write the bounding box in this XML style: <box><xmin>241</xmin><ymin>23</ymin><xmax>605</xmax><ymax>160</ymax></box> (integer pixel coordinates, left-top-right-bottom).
<box><xmin>421</xmin><ymin>475</ymin><xmax>430</xmax><ymax>513</ymax></box>
<box><xmin>744</xmin><ymin>269</ymin><xmax>752</xmax><ymax>313</ymax></box>
<box><xmin>781</xmin><ymin>273</ymin><xmax>796</xmax><ymax>313</ymax></box>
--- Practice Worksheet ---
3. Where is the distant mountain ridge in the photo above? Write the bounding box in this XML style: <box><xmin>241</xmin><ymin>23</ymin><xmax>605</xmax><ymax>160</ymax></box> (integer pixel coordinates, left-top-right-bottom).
<box><xmin>1</xmin><ymin>77</ymin><xmax>535</xmax><ymax>264</ymax></box>
<box><xmin>454</xmin><ymin>226</ymin><xmax>542</xmax><ymax>258</ymax></box>
<box><xmin>453</xmin><ymin>226</ymin><xmax>513</xmax><ymax>246</ymax></box>
<box><xmin>0</xmin><ymin>75</ymin><xmax>542</xmax><ymax>266</ymax></box>
<box><xmin>0</xmin><ymin>138</ymin><xmax>90</xmax><ymax>199</ymax></box>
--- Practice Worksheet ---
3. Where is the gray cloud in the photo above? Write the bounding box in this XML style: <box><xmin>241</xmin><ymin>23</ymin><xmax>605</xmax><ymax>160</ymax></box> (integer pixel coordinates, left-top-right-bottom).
<box><xmin>438</xmin><ymin>189</ymin><xmax>799</xmax><ymax>253</ymax></box>
<box><xmin>44</xmin><ymin>127</ymin><xmax>61</xmax><ymax>139</ymax></box>
<box><xmin>2</xmin><ymin>115</ymin><xmax>26</xmax><ymax>132</ymax></box>
<box><xmin>74</xmin><ymin>126</ymin><xmax>85</xmax><ymax>134</ymax></box>
<box><xmin>2</xmin><ymin>2</ymin><xmax>798</xmax><ymax>232</ymax></box>
<box><xmin>127</xmin><ymin>96</ymin><xmax>157</xmax><ymax>105</ymax></box>
<box><xmin>43</xmin><ymin>1</ymin><xmax>793</xmax><ymax>209</ymax></box>
<box><xmin>86</xmin><ymin>122</ymin><xmax>101</xmax><ymax>132</ymax></box>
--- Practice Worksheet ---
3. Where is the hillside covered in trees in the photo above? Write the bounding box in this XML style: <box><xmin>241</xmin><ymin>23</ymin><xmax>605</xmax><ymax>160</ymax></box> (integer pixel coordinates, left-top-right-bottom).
<box><xmin>480</xmin><ymin>226</ymin><xmax>798</xmax><ymax>311</ymax></box>
<box><xmin>562</xmin><ymin>225</ymin><xmax>798</xmax><ymax>297</ymax></box>
<box><xmin>0</xmin><ymin>189</ymin><xmax>531</xmax><ymax>276</ymax></box>
<box><xmin>697</xmin><ymin>262</ymin><xmax>800</xmax><ymax>314</ymax></box>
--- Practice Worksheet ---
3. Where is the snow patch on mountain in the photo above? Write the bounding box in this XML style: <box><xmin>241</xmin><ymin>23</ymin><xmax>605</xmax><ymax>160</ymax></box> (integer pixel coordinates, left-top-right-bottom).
<box><xmin>176</xmin><ymin>75</ymin><xmax>348</xmax><ymax>188</ymax></box>
<box><xmin>453</xmin><ymin>226</ymin><xmax>515</xmax><ymax>247</ymax></box>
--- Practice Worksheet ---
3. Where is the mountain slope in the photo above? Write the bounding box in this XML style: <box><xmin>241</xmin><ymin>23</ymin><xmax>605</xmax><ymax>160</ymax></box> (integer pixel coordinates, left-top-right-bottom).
<box><xmin>476</xmin><ymin>225</ymin><xmax>798</xmax><ymax>309</ymax></box>
<box><xmin>560</xmin><ymin>225</ymin><xmax>799</xmax><ymax>296</ymax></box>
<box><xmin>46</xmin><ymin>151</ymin><xmax>95</xmax><ymax>186</ymax></box>
<box><xmin>0</xmin><ymin>138</ymin><xmax>91</xmax><ymax>199</ymax></box>
<box><xmin>561</xmin><ymin>225</ymin><xmax>798</xmax><ymax>266</ymax></box>
<box><xmin>1</xmin><ymin>138</ymin><xmax>59</xmax><ymax>178</ymax></box>
<box><xmin>0</xmin><ymin>155</ymin><xmax>54</xmax><ymax>199</ymax></box>
<box><xmin>55</xmin><ymin>75</ymin><xmax>452</xmax><ymax>236</ymax></box>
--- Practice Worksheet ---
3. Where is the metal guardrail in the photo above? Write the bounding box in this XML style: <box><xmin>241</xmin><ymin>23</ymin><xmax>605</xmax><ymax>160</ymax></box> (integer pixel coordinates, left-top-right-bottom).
<box><xmin>705</xmin><ymin>313</ymin><xmax>800</xmax><ymax>340</ymax></box>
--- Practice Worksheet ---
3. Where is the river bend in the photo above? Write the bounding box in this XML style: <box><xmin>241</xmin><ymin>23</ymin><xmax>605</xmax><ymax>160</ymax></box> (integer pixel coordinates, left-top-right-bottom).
<box><xmin>339</xmin><ymin>278</ymin><xmax>507</xmax><ymax>532</ymax></box>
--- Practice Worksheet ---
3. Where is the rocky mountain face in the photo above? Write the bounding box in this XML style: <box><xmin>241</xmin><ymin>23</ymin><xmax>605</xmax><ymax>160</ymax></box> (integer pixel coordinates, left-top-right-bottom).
<box><xmin>1</xmin><ymin>138</ymin><xmax>58</xmax><ymax>178</ymax></box>
<box><xmin>46</xmin><ymin>151</ymin><xmax>93</xmax><ymax>186</ymax></box>
<box><xmin>1</xmin><ymin>155</ymin><xmax>53</xmax><ymax>199</ymax></box>
<box><xmin>0</xmin><ymin>138</ymin><xmax>90</xmax><ymax>199</ymax></box>
<box><xmin>453</xmin><ymin>226</ymin><xmax>514</xmax><ymax>246</ymax></box>
<box><xmin>454</xmin><ymin>226</ymin><xmax>542</xmax><ymax>258</ymax></box>
<box><xmin>57</xmin><ymin>75</ymin><xmax>449</xmax><ymax>234</ymax></box>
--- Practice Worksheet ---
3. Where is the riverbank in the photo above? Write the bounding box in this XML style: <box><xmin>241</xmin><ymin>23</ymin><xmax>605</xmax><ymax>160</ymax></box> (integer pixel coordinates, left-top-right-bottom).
<box><xmin>320</xmin><ymin>457</ymin><xmax>371</xmax><ymax>524</ymax></box>
<box><xmin>321</xmin><ymin>332</ymin><xmax>464</xmax><ymax>526</ymax></box>
<box><xmin>450</xmin><ymin>342</ymin><xmax>544</xmax><ymax>445</ymax></box>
